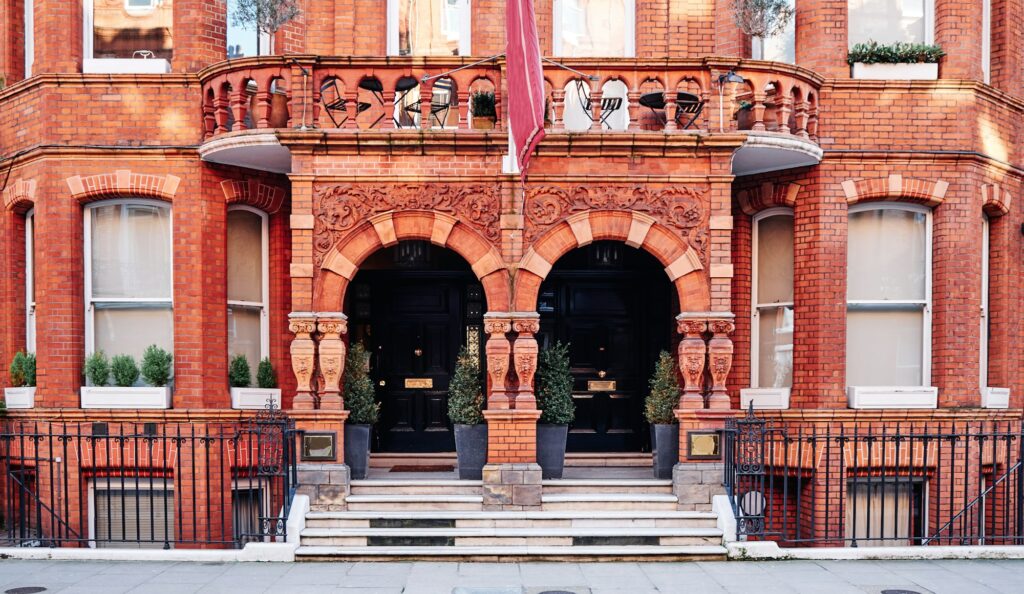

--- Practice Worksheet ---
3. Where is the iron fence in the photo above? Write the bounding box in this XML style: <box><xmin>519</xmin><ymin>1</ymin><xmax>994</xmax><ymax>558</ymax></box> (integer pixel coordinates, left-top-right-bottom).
<box><xmin>0</xmin><ymin>408</ymin><xmax>299</xmax><ymax>549</ymax></box>
<box><xmin>723</xmin><ymin>408</ymin><xmax>1024</xmax><ymax>547</ymax></box>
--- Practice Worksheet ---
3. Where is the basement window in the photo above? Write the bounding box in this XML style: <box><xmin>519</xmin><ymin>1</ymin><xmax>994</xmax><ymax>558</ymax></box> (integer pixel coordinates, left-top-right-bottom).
<box><xmin>83</xmin><ymin>0</ymin><xmax>173</xmax><ymax>73</ymax></box>
<box><xmin>90</xmin><ymin>478</ymin><xmax>174</xmax><ymax>548</ymax></box>
<box><xmin>846</xmin><ymin>479</ymin><xmax>926</xmax><ymax>546</ymax></box>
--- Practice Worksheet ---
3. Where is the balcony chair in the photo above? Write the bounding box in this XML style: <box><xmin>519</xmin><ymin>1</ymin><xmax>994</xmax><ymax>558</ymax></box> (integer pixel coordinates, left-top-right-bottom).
<box><xmin>394</xmin><ymin>77</ymin><xmax>422</xmax><ymax>128</ymax></box>
<box><xmin>573</xmin><ymin>79</ymin><xmax>626</xmax><ymax>130</ymax></box>
<box><xmin>429</xmin><ymin>78</ymin><xmax>456</xmax><ymax>128</ymax></box>
<box><xmin>638</xmin><ymin>91</ymin><xmax>706</xmax><ymax>130</ymax></box>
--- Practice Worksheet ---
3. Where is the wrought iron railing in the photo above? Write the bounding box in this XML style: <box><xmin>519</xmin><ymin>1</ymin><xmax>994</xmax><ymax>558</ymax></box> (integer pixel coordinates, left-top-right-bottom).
<box><xmin>724</xmin><ymin>407</ymin><xmax>1024</xmax><ymax>547</ymax></box>
<box><xmin>0</xmin><ymin>408</ymin><xmax>299</xmax><ymax>549</ymax></box>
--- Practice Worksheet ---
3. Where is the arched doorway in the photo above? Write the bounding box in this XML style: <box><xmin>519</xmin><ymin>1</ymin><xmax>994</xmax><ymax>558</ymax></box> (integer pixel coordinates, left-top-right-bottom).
<box><xmin>345</xmin><ymin>241</ymin><xmax>484</xmax><ymax>452</ymax></box>
<box><xmin>537</xmin><ymin>241</ymin><xmax>677</xmax><ymax>452</ymax></box>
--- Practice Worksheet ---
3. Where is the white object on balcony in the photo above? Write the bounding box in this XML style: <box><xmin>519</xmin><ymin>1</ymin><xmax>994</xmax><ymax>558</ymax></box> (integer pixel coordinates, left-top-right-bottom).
<box><xmin>83</xmin><ymin>58</ymin><xmax>171</xmax><ymax>74</ymax></box>
<box><xmin>740</xmin><ymin>387</ymin><xmax>790</xmax><ymax>410</ymax></box>
<box><xmin>851</xmin><ymin>63</ymin><xmax>938</xmax><ymax>80</ymax></box>
<box><xmin>981</xmin><ymin>387</ymin><xmax>1010</xmax><ymax>409</ymax></box>
<box><xmin>4</xmin><ymin>387</ymin><xmax>36</xmax><ymax>409</ymax></box>
<box><xmin>231</xmin><ymin>387</ymin><xmax>282</xmax><ymax>410</ymax></box>
<box><xmin>847</xmin><ymin>386</ymin><xmax>938</xmax><ymax>409</ymax></box>
<box><xmin>80</xmin><ymin>386</ymin><xmax>172</xmax><ymax>409</ymax></box>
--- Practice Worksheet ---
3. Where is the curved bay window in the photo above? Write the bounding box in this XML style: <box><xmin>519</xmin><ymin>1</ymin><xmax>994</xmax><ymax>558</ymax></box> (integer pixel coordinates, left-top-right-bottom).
<box><xmin>389</xmin><ymin>0</ymin><xmax>471</xmax><ymax>56</ymax></box>
<box><xmin>751</xmin><ymin>210</ymin><xmax>794</xmax><ymax>391</ymax></box>
<box><xmin>227</xmin><ymin>207</ymin><xmax>269</xmax><ymax>382</ymax></box>
<box><xmin>553</xmin><ymin>0</ymin><xmax>635</xmax><ymax>57</ymax></box>
<box><xmin>85</xmin><ymin>201</ymin><xmax>173</xmax><ymax>363</ymax></box>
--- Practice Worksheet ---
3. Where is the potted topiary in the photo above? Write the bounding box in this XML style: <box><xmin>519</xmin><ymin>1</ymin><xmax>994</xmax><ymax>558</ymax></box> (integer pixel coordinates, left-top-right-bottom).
<box><xmin>732</xmin><ymin>0</ymin><xmax>795</xmax><ymax>56</ymax></box>
<box><xmin>343</xmin><ymin>343</ymin><xmax>379</xmax><ymax>480</ymax></box>
<box><xmin>81</xmin><ymin>346</ymin><xmax>173</xmax><ymax>409</ymax></box>
<box><xmin>5</xmin><ymin>351</ymin><xmax>36</xmax><ymax>409</ymax></box>
<box><xmin>848</xmin><ymin>40</ymin><xmax>944</xmax><ymax>80</ymax></box>
<box><xmin>230</xmin><ymin>0</ymin><xmax>301</xmax><ymax>55</ymax></box>
<box><xmin>228</xmin><ymin>354</ymin><xmax>282</xmax><ymax>409</ymax></box>
<box><xmin>448</xmin><ymin>345</ymin><xmax>487</xmax><ymax>479</ymax></box>
<box><xmin>535</xmin><ymin>341</ymin><xmax>574</xmax><ymax>479</ymax></box>
<box><xmin>645</xmin><ymin>350</ymin><xmax>681</xmax><ymax>479</ymax></box>
<box><xmin>471</xmin><ymin>91</ymin><xmax>496</xmax><ymax>130</ymax></box>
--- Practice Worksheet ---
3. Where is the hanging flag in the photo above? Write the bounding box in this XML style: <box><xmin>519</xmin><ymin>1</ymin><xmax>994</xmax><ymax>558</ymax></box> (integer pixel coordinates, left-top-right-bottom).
<box><xmin>506</xmin><ymin>0</ymin><xmax>546</xmax><ymax>180</ymax></box>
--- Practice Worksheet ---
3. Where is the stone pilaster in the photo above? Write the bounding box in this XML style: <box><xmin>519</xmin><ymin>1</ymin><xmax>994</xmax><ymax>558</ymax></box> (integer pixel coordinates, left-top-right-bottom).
<box><xmin>673</xmin><ymin>462</ymin><xmax>726</xmax><ymax>511</ymax></box>
<box><xmin>317</xmin><ymin>314</ymin><xmax>348</xmax><ymax>410</ymax></box>
<box><xmin>483</xmin><ymin>315</ymin><xmax>513</xmax><ymax>409</ymax></box>
<box><xmin>511</xmin><ymin>314</ymin><xmax>541</xmax><ymax>410</ymax></box>
<box><xmin>706</xmin><ymin>318</ymin><xmax>736</xmax><ymax>410</ymax></box>
<box><xmin>677</xmin><ymin>318</ymin><xmax>708</xmax><ymax>409</ymax></box>
<box><xmin>289</xmin><ymin>313</ymin><xmax>318</xmax><ymax>410</ymax></box>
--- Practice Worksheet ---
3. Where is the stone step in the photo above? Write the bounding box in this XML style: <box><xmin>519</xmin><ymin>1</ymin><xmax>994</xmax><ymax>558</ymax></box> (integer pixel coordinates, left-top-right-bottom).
<box><xmin>349</xmin><ymin>479</ymin><xmax>483</xmax><ymax>496</ymax></box>
<box><xmin>540</xmin><ymin>479</ymin><xmax>673</xmax><ymax>494</ymax></box>
<box><xmin>301</xmin><ymin>526</ymin><xmax>721</xmax><ymax>539</ymax></box>
<box><xmin>305</xmin><ymin>509</ymin><xmax>714</xmax><ymax>521</ymax></box>
<box><xmin>295</xmin><ymin>544</ymin><xmax>727</xmax><ymax>559</ymax></box>
<box><xmin>344</xmin><ymin>494</ymin><xmax>484</xmax><ymax>512</ymax></box>
<box><xmin>541</xmin><ymin>493</ymin><xmax>679</xmax><ymax>511</ymax></box>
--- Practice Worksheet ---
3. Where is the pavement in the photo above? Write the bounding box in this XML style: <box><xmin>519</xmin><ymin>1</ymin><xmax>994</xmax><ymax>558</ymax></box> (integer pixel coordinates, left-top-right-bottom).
<box><xmin>0</xmin><ymin>558</ymin><xmax>1023</xmax><ymax>594</ymax></box>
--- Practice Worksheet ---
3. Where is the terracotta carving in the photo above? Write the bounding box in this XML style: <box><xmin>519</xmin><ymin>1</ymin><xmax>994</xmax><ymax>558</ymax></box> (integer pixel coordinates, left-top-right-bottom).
<box><xmin>511</xmin><ymin>318</ymin><xmax>541</xmax><ymax>410</ymax></box>
<box><xmin>485</xmin><ymin>319</ymin><xmax>513</xmax><ymax>409</ymax></box>
<box><xmin>317</xmin><ymin>317</ymin><xmax>348</xmax><ymax>410</ymax></box>
<box><xmin>288</xmin><ymin>317</ymin><xmax>318</xmax><ymax>410</ymax></box>
<box><xmin>707</xmin><ymin>319</ymin><xmax>735</xmax><ymax>409</ymax></box>
<box><xmin>677</xmin><ymin>319</ymin><xmax>707</xmax><ymax>409</ymax></box>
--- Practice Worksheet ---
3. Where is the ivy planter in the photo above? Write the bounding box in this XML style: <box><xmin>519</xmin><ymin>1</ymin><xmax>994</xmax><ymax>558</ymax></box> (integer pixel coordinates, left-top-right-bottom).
<box><xmin>80</xmin><ymin>386</ymin><xmax>172</xmax><ymax>409</ymax></box>
<box><xmin>3</xmin><ymin>387</ymin><xmax>35</xmax><ymax>409</ymax></box>
<box><xmin>344</xmin><ymin>424</ymin><xmax>372</xmax><ymax>480</ymax></box>
<box><xmin>454</xmin><ymin>424</ymin><xmax>488</xmax><ymax>480</ymax></box>
<box><xmin>230</xmin><ymin>387</ymin><xmax>282</xmax><ymax>410</ymax></box>
<box><xmin>650</xmin><ymin>424</ymin><xmax>679</xmax><ymax>479</ymax></box>
<box><xmin>536</xmin><ymin>424</ymin><xmax>569</xmax><ymax>480</ymax></box>
<box><xmin>851</xmin><ymin>63</ymin><xmax>938</xmax><ymax>80</ymax></box>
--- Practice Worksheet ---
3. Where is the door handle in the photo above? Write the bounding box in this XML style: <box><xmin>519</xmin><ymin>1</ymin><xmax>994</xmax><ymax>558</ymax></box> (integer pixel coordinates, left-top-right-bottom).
<box><xmin>379</xmin><ymin>380</ymin><xmax>386</xmax><ymax>387</ymax></box>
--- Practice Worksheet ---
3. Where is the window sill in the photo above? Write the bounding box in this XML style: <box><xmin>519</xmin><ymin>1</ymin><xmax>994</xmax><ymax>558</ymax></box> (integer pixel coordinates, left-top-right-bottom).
<box><xmin>3</xmin><ymin>387</ymin><xmax>35</xmax><ymax>409</ymax></box>
<box><xmin>981</xmin><ymin>387</ymin><xmax>1010</xmax><ymax>409</ymax></box>
<box><xmin>850</xmin><ymin>62</ymin><xmax>938</xmax><ymax>81</ymax></box>
<box><xmin>80</xmin><ymin>386</ymin><xmax>171</xmax><ymax>409</ymax></box>
<box><xmin>740</xmin><ymin>387</ymin><xmax>790</xmax><ymax>410</ymax></box>
<box><xmin>847</xmin><ymin>386</ymin><xmax>938</xmax><ymax>409</ymax></box>
<box><xmin>231</xmin><ymin>387</ymin><xmax>282</xmax><ymax>410</ymax></box>
<box><xmin>83</xmin><ymin>58</ymin><xmax>171</xmax><ymax>74</ymax></box>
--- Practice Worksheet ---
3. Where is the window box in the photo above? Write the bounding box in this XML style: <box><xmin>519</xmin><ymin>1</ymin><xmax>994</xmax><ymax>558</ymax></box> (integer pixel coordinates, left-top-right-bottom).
<box><xmin>850</xmin><ymin>63</ymin><xmax>938</xmax><ymax>81</ymax></box>
<box><xmin>847</xmin><ymin>386</ymin><xmax>937</xmax><ymax>409</ymax></box>
<box><xmin>981</xmin><ymin>387</ymin><xmax>1010</xmax><ymax>409</ymax></box>
<box><xmin>4</xmin><ymin>387</ymin><xmax>36</xmax><ymax>409</ymax></box>
<box><xmin>230</xmin><ymin>387</ymin><xmax>281</xmax><ymax>410</ymax></box>
<box><xmin>81</xmin><ymin>386</ymin><xmax>171</xmax><ymax>409</ymax></box>
<box><xmin>740</xmin><ymin>387</ymin><xmax>790</xmax><ymax>410</ymax></box>
<box><xmin>83</xmin><ymin>58</ymin><xmax>171</xmax><ymax>74</ymax></box>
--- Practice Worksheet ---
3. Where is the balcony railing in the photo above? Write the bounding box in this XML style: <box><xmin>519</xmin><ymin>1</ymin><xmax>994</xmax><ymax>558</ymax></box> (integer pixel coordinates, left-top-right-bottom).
<box><xmin>199</xmin><ymin>56</ymin><xmax>821</xmax><ymax>143</ymax></box>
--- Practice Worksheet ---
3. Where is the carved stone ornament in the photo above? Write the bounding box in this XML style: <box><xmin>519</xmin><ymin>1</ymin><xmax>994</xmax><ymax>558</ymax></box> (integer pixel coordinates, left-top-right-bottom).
<box><xmin>706</xmin><ymin>318</ymin><xmax>735</xmax><ymax>409</ymax></box>
<box><xmin>313</xmin><ymin>183</ymin><xmax>501</xmax><ymax>266</ymax></box>
<box><xmin>289</xmin><ymin>317</ymin><xmax>318</xmax><ymax>409</ymax></box>
<box><xmin>484</xmin><ymin>319</ymin><xmax>513</xmax><ymax>335</ymax></box>
<box><xmin>512</xmin><ymin>318</ymin><xmax>541</xmax><ymax>334</ymax></box>
<box><xmin>317</xmin><ymin>318</ymin><xmax>348</xmax><ymax>408</ymax></box>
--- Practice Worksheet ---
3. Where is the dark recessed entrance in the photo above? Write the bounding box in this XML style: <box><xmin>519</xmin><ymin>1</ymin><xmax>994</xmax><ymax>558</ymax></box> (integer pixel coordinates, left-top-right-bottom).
<box><xmin>537</xmin><ymin>241</ymin><xmax>676</xmax><ymax>453</ymax></box>
<box><xmin>347</xmin><ymin>242</ymin><xmax>483</xmax><ymax>453</ymax></box>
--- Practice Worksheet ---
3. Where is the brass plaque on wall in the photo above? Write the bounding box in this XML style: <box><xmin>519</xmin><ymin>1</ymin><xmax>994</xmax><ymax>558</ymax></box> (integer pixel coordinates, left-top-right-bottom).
<box><xmin>405</xmin><ymin>378</ymin><xmax>433</xmax><ymax>389</ymax></box>
<box><xmin>687</xmin><ymin>431</ymin><xmax>721</xmax><ymax>459</ymax></box>
<box><xmin>587</xmin><ymin>380</ymin><xmax>617</xmax><ymax>391</ymax></box>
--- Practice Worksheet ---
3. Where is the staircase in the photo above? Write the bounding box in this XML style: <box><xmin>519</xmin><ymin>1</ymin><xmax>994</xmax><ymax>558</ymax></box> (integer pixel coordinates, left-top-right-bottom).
<box><xmin>296</xmin><ymin>478</ymin><xmax>727</xmax><ymax>560</ymax></box>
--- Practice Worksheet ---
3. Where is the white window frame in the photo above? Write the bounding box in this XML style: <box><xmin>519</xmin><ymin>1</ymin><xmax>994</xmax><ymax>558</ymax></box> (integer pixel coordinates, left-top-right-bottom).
<box><xmin>553</xmin><ymin>0</ymin><xmax>636</xmax><ymax>58</ymax></box>
<box><xmin>982</xmin><ymin>0</ymin><xmax>991</xmax><ymax>83</ymax></box>
<box><xmin>750</xmin><ymin>208</ymin><xmax>794</xmax><ymax>389</ymax></box>
<box><xmin>845</xmin><ymin>202</ymin><xmax>933</xmax><ymax>392</ymax></box>
<box><xmin>87</xmin><ymin>477</ymin><xmax>175</xmax><ymax>549</ymax></box>
<box><xmin>847</xmin><ymin>0</ymin><xmax>935</xmax><ymax>47</ymax></box>
<box><xmin>387</xmin><ymin>0</ymin><xmax>472</xmax><ymax>57</ymax></box>
<box><xmin>227</xmin><ymin>205</ymin><xmax>270</xmax><ymax>362</ymax></box>
<box><xmin>980</xmin><ymin>215</ymin><xmax>989</xmax><ymax>391</ymax></box>
<box><xmin>24</xmin><ymin>0</ymin><xmax>34</xmax><ymax>77</ymax></box>
<box><xmin>25</xmin><ymin>209</ymin><xmax>35</xmax><ymax>353</ymax></box>
<box><xmin>82</xmin><ymin>0</ymin><xmax>172</xmax><ymax>73</ymax></box>
<box><xmin>83</xmin><ymin>199</ymin><xmax>174</xmax><ymax>357</ymax></box>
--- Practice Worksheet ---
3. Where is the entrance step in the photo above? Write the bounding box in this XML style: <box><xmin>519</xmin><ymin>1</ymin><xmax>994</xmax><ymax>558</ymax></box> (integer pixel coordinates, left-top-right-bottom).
<box><xmin>349</xmin><ymin>479</ymin><xmax>483</xmax><ymax>496</ymax></box>
<box><xmin>295</xmin><ymin>544</ymin><xmax>726</xmax><ymax>560</ymax></box>
<box><xmin>300</xmin><ymin>526</ymin><xmax>723</xmax><ymax>547</ymax></box>
<box><xmin>344</xmin><ymin>494</ymin><xmax>484</xmax><ymax>512</ymax></box>
<box><xmin>541</xmin><ymin>479</ymin><xmax>673</xmax><ymax>495</ymax></box>
<box><xmin>305</xmin><ymin>510</ymin><xmax>717</xmax><ymax>530</ymax></box>
<box><xmin>541</xmin><ymin>493</ymin><xmax>680</xmax><ymax>511</ymax></box>
<box><xmin>565</xmin><ymin>452</ymin><xmax>653</xmax><ymax>467</ymax></box>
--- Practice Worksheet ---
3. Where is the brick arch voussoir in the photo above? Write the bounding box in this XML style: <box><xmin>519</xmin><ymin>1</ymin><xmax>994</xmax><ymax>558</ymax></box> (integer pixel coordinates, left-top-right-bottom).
<box><xmin>220</xmin><ymin>179</ymin><xmax>286</xmax><ymax>214</ymax></box>
<box><xmin>735</xmin><ymin>182</ymin><xmax>801</xmax><ymax>215</ymax></box>
<box><xmin>66</xmin><ymin>170</ymin><xmax>181</xmax><ymax>204</ymax></box>
<box><xmin>2</xmin><ymin>178</ymin><xmax>37</xmax><ymax>213</ymax></box>
<box><xmin>982</xmin><ymin>184</ymin><xmax>1012</xmax><ymax>217</ymax></box>
<box><xmin>841</xmin><ymin>174</ymin><xmax>949</xmax><ymax>208</ymax></box>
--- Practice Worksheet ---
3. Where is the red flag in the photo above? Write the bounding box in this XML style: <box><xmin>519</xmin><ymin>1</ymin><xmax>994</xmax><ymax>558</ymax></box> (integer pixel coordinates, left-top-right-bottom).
<box><xmin>506</xmin><ymin>0</ymin><xmax>546</xmax><ymax>180</ymax></box>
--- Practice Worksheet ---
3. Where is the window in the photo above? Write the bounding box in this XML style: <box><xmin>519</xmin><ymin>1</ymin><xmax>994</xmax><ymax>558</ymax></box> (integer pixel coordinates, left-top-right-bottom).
<box><xmin>848</xmin><ymin>0</ymin><xmax>934</xmax><ymax>47</ymax></box>
<box><xmin>554</xmin><ymin>0</ymin><xmax>635</xmax><ymax>57</ymax></box>
<box><xmin>388</xmin><ymin>0</ymin><xmax>471</xmax><ymax>56</ymax></box>
<box><xmin>226</xmin><ymin>0</ymin><xmax>271</xmax><ymax>58</ymax></box>
<box><xmin>85</xmin><ymin>201</ymin><xmax>173</xmax><ymax>367</ymax></box>
<box><xmin>980</xmin><ymin>215</ymin><xmax>989</xmax><ymax>390</ymax></box>
<box><xmin>24</xmin><ymin>0</ymin><xmax>34</xmax><ymax>77</ymax></box>
<box><xmin>227</xmin><ymin>207</ymin><xmax>268</xmax><ymax>383</ymax></box>
<box><xmin>982</xmin><ymin>0</ymin><xmax>991</xmax><ymax>83</ymax></box>
<box><xmin>90</xmin><ymin>479</ymin><xmax>174</xmax><ymax>549</ymax></box>
<box><xmin>752</xmin><ymin>210</ymin><xmax>794</xmax><ymax>389</ymax></box>
<box><xmin>846</xmin><ymin>480</ymin><xmax>925</xmax><ymax>546</ymax></box>
<box><xmin>752</xmin><ymin>0</ymin><xmax>795</xmax><ymax>63</ymax></box>
<box><xmin>846</xmin><ymin>204</ymin><xmax>931</xmax><ymax>387</ymax></box>
<box><xmin>83</xmin><ymin>0</ymin><xmax>173</xmax><ymax>71</ymax></box>
<box><xmin>25</xmin><ymin>210</ymin><xmax>35</xmax><ymax>353</ymax></box>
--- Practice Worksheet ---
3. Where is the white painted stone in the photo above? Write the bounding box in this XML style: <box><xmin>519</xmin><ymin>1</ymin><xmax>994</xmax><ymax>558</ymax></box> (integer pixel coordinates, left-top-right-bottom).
<box><xmin>727</xmin><ymin>540</ymin><xmax>1024</xmax><ymax>561</ymax></box>
<box><xmin>847</xmin><ymin>386</ymin><xmax>938</xmax><ymax>409</ymax></box>
<box><xmin>4</xmin><ymin>386</ymin><xmax>35</xmax><ymax>408</ymax></box>
<box><xmin>740</xmin><ymin>387</ymin><xmax>790</xmax><ymax>410</ymax></box>
<box><xmin>230</xmin><ymin>387</ymin><xmax>281</xmax><ymax>409</ymax></box>
<box><xmin>851</xmin><ymin>62</ymin><xmax>938</xmax><ymax>80</ymax></box>
<box><xmin>712</xmin><ymin>495</ymin><xmax>737</xmax><ymax>544</ymax></box>
<box><xmin>80</xmin><ymin>386</ymin><xmax>171</xmax><ymax>409</ymax></box>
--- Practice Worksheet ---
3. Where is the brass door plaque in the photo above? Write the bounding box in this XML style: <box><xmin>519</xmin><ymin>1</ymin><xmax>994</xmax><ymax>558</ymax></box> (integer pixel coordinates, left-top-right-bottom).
<box><xmin>687</xmin><ymin>431</ymin><xmax>721</xmax><ymax>459</ymax></box>
<box><xmin>587</xmin><ymin>380</ymin><xmax>617</xmax><ymax>392</ymax></box>
<box><xmin>404</xmin><ymin>378</ymin><xmax>433</xmax><ymax>389</ymax></box>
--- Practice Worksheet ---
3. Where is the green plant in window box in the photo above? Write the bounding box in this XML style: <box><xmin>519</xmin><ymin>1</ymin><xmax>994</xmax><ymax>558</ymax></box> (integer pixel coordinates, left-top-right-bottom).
<box><xmin>141</xmin><ymin>345</ymin><xmax>173</xmax><ymax>387</ymax></box>
<box><xmin>229</xmin><ymin>354</ymin><xmax>252</xmax><ymax>388</ymax></box>
<box><xmin>471</xmin><ymin>91</ymin><xmax>497</xmax><ymax>130</ymax></box>
<box><xmin>84</xmin><ymin>351</ymin><xmax>111</xmax><ymax>387</ymax></box>
<box><xmin>257</xmin><ymin>357</ymin><xmax>277</xmax><ymax>389</ymax></box>
<box><xmin>111</xmin><ymin>355</ymin><xmax>140</xmax><ymax>388</ymax></box>
<box><xmin>847</xmin><ymin>41</ymin><xmax>945</xmax><ymax>65</ymax></box>
<box><xmin>9</xmin><ymin>351</ymin><xmax>28</xmax><ymax>387</ymax></box>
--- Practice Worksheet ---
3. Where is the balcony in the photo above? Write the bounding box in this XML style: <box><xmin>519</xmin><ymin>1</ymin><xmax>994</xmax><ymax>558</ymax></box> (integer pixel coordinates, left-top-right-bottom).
<box><xmin>198</xmin><ymin>56</ymin><xmax>822</xmax><ymax>176</ymax></box>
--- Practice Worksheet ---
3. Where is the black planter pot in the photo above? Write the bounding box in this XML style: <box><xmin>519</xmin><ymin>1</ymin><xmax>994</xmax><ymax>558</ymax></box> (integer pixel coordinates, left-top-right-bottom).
<box><xmin>650</xmin><ymin>424</ymin><xmax>679</xmax><ymax>479</ymax></box>
<box><xmin>344</xmin><ymin>424</ymin><xmax>372</xmax><ymax>480</ymax></box>
<box><xmin>454</xmin><ymin>424</ymin><xmax>488</xmax><ymax>480</ymax></box>
<box><xmin>536</xmin><ymin>424</ymin><xmax>569</xmax><ymax>479</ymax></box>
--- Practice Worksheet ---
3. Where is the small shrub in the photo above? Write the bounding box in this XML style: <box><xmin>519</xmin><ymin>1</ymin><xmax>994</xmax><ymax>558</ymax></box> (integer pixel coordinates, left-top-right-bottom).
<box><xmin>257</xmin><ymin>357</ymin><xmax>277</xmax><ymax>389</ymax></box>
<box><xmin>344</xmin><ymin>343</ymin><xmax>379</xmax><ymax>425</ymax></box>
<box><xmin>9</xmin><ymin>351</ymin><xmax>27</xmax><ymax>388</ymax></box>
<box><xmin>847</xmin><ymin>41</ymin><xmax>945</xmax><ymax>65</ymax></box>
<box><xmin>471</xmin><ymin>91</ymin><xmax>496</xmax><ymax>118</ymax></box>
<box><xmin>229</xmin><ymin>355</ymin><xmax>252</xmax><ymax>388</ymax></box>
<box><xmin>448</xmin><ymin>346</ymin><xmax>484</xmax><ymax>425</ymax></box>
<box><xmin>23</xmin><ymin>353</ymin><xmax>35</xmax><ymax>387</ymax></box>
<box><xmin>140</xmin><ymin>345</ymin><xmax>173</xmax><ymax>387</ymax></box>
<box><xmin>645</xmin><ymin>351</ymin><xmax>680</xmax><ymax>425</ymax></box>
<box><xmin>110</xmin><ymin>355</ymin><xmax>140</xmax><ymax>388</ymax></box>
<box><xmin>732</xmin><ymin>0</ymin><xmax>795</xmax><ymax>39</ymax></box>
<box><xmin>84</xmin><ymin>351</ymin><xmax>111</xmax><ymax>387</ymax></box>
<box><xmin>537</xmin><ymin>341</ymin><xmax>575</xmax><ymax>425</ymax></box>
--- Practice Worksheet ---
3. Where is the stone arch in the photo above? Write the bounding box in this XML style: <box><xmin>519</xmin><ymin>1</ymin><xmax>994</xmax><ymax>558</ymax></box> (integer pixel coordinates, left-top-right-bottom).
<box><xmin>512</xmin><ymin>210</ymin><xmax>709</xmax><ymax>312</ymax></box>
<box><xmin>65</xmin><ymin>170</ymin><xmax>181</xmax><ymax>203</ymax></box>
<box><xmin>2</xmin><ymin>178</ymin><xmax>37</xmax><ymax>213</ymax></box>
<box><xmin>841</xmin><ymin>174</ymin><xmax>949</xmax><ymax>207</ymax></box>
<box><xmin>220</xmin><ymin>179</ymin><xmax>286</xmax><ymax>213</ymax></box>
<box><xmin>735</xmin><ymin>181</ymin><xmax>801</xmax><ymax>215</ymax></box>
<box><xmin>314</xmin><ymin>210</ymin><xmax>511</xmax><ymax>312</ymax></box>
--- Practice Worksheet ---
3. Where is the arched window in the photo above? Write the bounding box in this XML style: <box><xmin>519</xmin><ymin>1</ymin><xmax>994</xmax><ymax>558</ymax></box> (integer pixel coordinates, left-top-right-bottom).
<box><xmin>751</xmin><ymin>209</ymin><xmax>794</xmax><ymax>391</ymax></box>
<box><xmin>85</xmin><ymin>200</ymin><xmax>173</xmax><ymax>361</ymax></box>
<box><xmin>388</xmin><ymin>0</ymin><xmax>471</xmax><ymax>56</ymax></box>
<box><xmin>846</xmin><ymin>203</ymin><xmax>931</xmax><ymax>388</ymax></box>
<box><xmin>553</xmin><ymin>0</ymin><xmax>635</xmax><ymax>57</ymax></box>
<box><xmin>227</xmin><ymin>206</ymin><xmax>269</xmax><ymax>382</ymax></box>
<box><xmin>25</xmin><ymin>209</ymin><xmax>35</xmax><ymax>353</ymax></box>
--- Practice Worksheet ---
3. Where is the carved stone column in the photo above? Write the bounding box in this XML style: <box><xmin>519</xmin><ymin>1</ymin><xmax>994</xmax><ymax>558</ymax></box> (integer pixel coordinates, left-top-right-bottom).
<box><xmin>551</xmin><ymin>89</ymin><xmax>566</xmax><ymax>132</ymax></box>
<box><xmin>511</xmin><ymin>315</ymin><xmax>541</xmax><ymax>410</ymax></box>
<box><xmin>289</xmin><ymin>313</ymin><xmax>318</xmax><ymax>410</ymax></box>
<box><xmin>706</xmin><ymin>318</ymin><xmax>736</xmax><ymax>410</ymax></box>
<box><xmin>677</xmin><ymin>318</ymin><xmax>707</xmax><ymax>409</ymax></box>
<box><xmin>663</xmin><ymin>90</ymin><xmax>678</xmax><ymax>131</ymax></box>
<box><xmin>317</xmin><ymin>314</ymin><xmax>348</xmax><ymax>410</ymax></box>
<box><xmin>484</xmin><ymin>316</ymin><xmax>513</xmax><ymax>410</ymax></box>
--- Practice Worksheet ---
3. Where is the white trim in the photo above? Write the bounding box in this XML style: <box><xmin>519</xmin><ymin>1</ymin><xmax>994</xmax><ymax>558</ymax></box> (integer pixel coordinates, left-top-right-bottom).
<box><xmin>750</xmin><ymin>208</ymin><xmax>794</xmax><ymax>391</ymax></box>
<box><xmin>227</xmin><ymin>205</ymin><xmax>270</xmax><ymax>364</ymax></box>
<box><xmin>846</xmin><ymin>202</ymin><xmax>932</xmax><ymax>390</ymax></box>
<box><xmin>847</xmin><ymin>386</ymin><xmax>937</xmax><ymax>409</ymax></box>
<box><xmin>80</xmin><ymin>386</ymin><xmax>172</xmax><ymax>408</ymax></box>
<box><xmin>24</xmin><ymin>0</ymin><xmax>34</xmax><ymax>77</ymax></box>
<box><xmin>25</xmin><ymin>209</ymin><xmax>35</xmax><ymax>353</ymax></box>
<box><xmin>387</xmin><ymin>0</ymin><xmax>471</xmax><ymax>56</ymax></box>
<box><xmin>82</xmin><ymin>0</ymin><xmax>172</xmax><ymax>73</ymax></box>
<box><xmin>982</xmin><ymin>0</ymin><xmax>991</xmax><ymax>83</ymax></box>
<box><xmin>728</xmin><ymin>541</ymin><xmax>1024</xmax><ymax>560</ymax></box>
<box><xmin>740</xmin><ymin>387</ymin><xmax>791</xmax><ymax>410</ymax></box>
<box><xmin>553</xmin><ymin>0</ymin><xmax>635</xmax><ymax>58</ymax></box>
<box><xmin>980</xmin><ymin>215</ymin><xmax>989</xmax><ymax>392</ymax></box>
